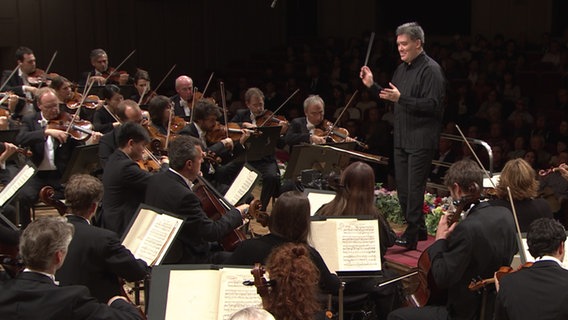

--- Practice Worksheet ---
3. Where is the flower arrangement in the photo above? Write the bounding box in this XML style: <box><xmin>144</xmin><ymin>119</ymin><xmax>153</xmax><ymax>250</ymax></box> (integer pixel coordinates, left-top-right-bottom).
<box><xmin>375</xmin><ymin>185</ymin><xmax>452</xmax><ymax>235</ymax></box>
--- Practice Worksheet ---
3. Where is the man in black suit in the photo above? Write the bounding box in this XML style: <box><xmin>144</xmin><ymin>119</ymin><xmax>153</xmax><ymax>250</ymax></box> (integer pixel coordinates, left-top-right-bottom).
<box><xmin>79</xmin><ymin>48</ymin><xmax>129</xmax><ymax>87</ymax></box>
<box><xmin>170</xmin><ymin>75</ymin><xmax>194</xmax><ymax>121</ymax></box>
<box><xmin>56</xmin><ymin>174</ymin><xmax>149</xmax><ymax>303</ymax></box>
<box><xmin>284</xmin><ymin>94</ymin><xmax>329</xmax><ymax>147</ymax></box>
<box><xmin>495</xmin><ymin>218</ymin><xmax>568</xmax><ymax>320</ymax></box>
<box><xmin>145</xmin><ymin>135</ymin><xmax>248</xmax><ymax>264</ymax></box>
<box><xmin>0</xmin><ymin>216</ymin><xmax>143</xmax><ymax>319</ymax></box>
<box><xmin>229</xmin><ymin>87</ymin><xmax>286</xmax><ymax>209</ymax></box>
<box><xmin>361</xmin><ymin>22</ymin><xmax>446</xmax><ymax>249</ymax></box>
<box><xmin>100</xmin><ymin>121</ymin><xmax>167</xmax><ymax>237</ymax></box>
<box><xmin>179</xmin><ymin>99</ymin><xmax>249</xmax><ymax>187</ymax></box>
<box><xmin>0</xmin><ymin>46</ymin><xmax>39</xmax><ymax>120</ymax></box>
<box><xmin>16</xmin><ymin>87</ymin><xmax>102</xmax><ymax>228</ymax></box>
<box><xmin>388</xmin><ymin>159</ymin><xmax>518</xmax><ymax>320</ymax></box>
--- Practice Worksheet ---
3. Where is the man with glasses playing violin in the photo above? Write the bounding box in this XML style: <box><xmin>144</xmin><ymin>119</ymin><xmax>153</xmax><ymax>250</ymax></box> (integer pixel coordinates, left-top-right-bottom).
<box><xmin>494</xmin><ymin>218</ymin><xmax>568</xmax><ymax>320</ymax></box>
<box><xmin>16</xmin><ymin>87</ymin><xmax>102</xmax><ymax>228</ymax></box>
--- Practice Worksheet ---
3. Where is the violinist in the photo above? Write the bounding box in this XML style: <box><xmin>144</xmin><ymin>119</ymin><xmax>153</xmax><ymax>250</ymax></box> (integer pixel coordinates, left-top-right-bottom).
<box><xmin>0</xmin><ymin>46</ymin><xmax>39</xmax><ymax>119</ymax></box>
<box><xmin>0</xmin><ymin>93</ymin><xmax>20</xmax><ymax>130</ymax></box>
<box><xmin>49</xmin><ymin>75</ymin><xmax>97</xmax><ymax>122</ymax></box>
<box><xmin>229</xmin><ymin>87</ymin><xmax>285</xmax><ymax>210</ymax></box>
<box><xmin>93</xmin><ymin>84</ymin><xmax>123</xmax><ymax>134</ymax></box>
<box><xmin>100</xmin><ymin>122</ymin><xmax>168</xmax><ymax>237</ymax></box>
<box><xmin>80</xmin><ymin>49</ymin><xmax>129</xmax><ymax>87</ymax></box>
<box><xmin>145</xmin><ymin>135</ymin><xmax>249</xmax><ymax>264</ymax></box>
<box><xmin>16</xmin><ymin>87</ymin><xmax>102</xmax><ymax>228</ymax></box>
<box><xmin>494</xmin><ymin>218</ymin><xmax>568</xmax><ymax>320</ymax></box>
<box><xmin>56</xmin><ymin>174</ymin><xmax>149</xmax><ymax>303</ymax></box>
<box><xmin>147</xmin><ymin>95</ymin><xmax>172</xmax><ymax>136</ymax></box>
<box><xmin>489</xmin><ymin>158</ymin><xmax>553</xmax><ymax>233</ymax></box>
<box><xmin>129</xmin><ymin>69</ymin><xmax>152</xmax><ymax>109</ymax></box>
<box><xmin>170</xmin><ymin>75</ymin><xmax>194</xmax><ymax>121</ymax></box>
<box><xmin>389</xmin><ymin>159</ymin><xmax>518</xmax><ymax>320</ymax></box>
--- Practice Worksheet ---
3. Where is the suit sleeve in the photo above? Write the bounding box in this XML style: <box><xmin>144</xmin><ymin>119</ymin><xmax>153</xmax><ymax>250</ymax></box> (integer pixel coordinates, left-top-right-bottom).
<box><xmin>284</xmin><ymin>119</ymin><xmax>310</xmax><ymax>147</ymax></box>
<box><xmin>427</xmin><ymin>225</ymin><xmax>473</xmax><ymax>289</ymax></box>
<box><xmin>16</xmin><ymin>116</ymin><xmax>45</xmax><ymax>146</ymax></box>
<box><xmin>71</xmin><ymin>286</ymin><xmax>143</xmax><ymax>320</ymax></box>
<box><xmin>102</xmin><ymin>231</ymin><xmax>149</xmax><ymax>282</ymax></box>
<box><xmin>99</xmin><ymin>134</ymin><xmax>114</xmax><ymax>170</ymax></box>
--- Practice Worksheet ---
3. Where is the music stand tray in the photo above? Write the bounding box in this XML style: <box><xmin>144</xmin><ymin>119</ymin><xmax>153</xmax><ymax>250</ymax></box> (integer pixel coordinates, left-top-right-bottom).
<box><xmin>61</xmin><ymin>144</ymin><xmax>101</xmax><ymax>183</ymax></box>
<box><xmin>234</xmin><ymin>126</ymin><xmax>281</xmax><ymax>162</ymax></box>
<box><xmin>283</xmin><ymin>142</ymin><xmax>356</xmax><ymax>180</ymax></box>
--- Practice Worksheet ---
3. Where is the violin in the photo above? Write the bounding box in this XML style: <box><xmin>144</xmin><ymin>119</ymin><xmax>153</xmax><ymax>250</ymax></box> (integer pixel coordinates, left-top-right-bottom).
<box><xmin>255</xmin><ymin>110</ymin><xmax>288</xmax><ymax>135</ymax></box>
<box><xmin>169</xmin><ymin>116</ymin><xmax>187</xmax><ymax>134</ymax></box>
<box><xmin>247</xmin><ymin>199</ymin><xmax>270</xmax><ymax>227</ymax></box>
<box><xmin>145</xmin><ymin>124</ymin><xmax>170</xmax><ymax>156</ymax></box>
<box><xmin>0</xmin><ymin>92</ymin><xmax>32</xmax><ymax>104</ymax></box>
<box><xmin>539</xmin><ymin>163</ymin><xmax>568</xmax><ymax>176</ymax></box>
<box><xmin>205</xmin><ymin>122</ymin><xmax>258</xmax><ymax>145</ymax></box>
<box><xmin>47</xmin><ymin>111</ymin><xmax>95</xmax><ymax>141</ymax></box>
<box><xmin>0</xmin><ymin>143</ymin><xmax>32</xmax><ymax>158</ymax></box>
<box><xmin>314</xmin><ymin>119</ymin><xmax>368</xmax><ymax>149</ymax></box>
<box><xmin>27</xmin><ymin>69</ymin><xmax>58</xmax><ymax>87</ymax></box>
<box><xmin>468</xmin><ymin>262</ymin><xmax>534</xmax><ymax>292</ymax></box>
<box><xmin>193</xmin><ymin>175</ymin><xmax>246</xmax><ymax>251</ymax></box>
<box><xmin>101</xmin><ymin>67</ymin><xmax>130</xmax><ymax>86</ymax></box>
<box><xmin>66</xmin><ymin>91</ymin><xmax>103</xmax><ymax>110</ymax></box>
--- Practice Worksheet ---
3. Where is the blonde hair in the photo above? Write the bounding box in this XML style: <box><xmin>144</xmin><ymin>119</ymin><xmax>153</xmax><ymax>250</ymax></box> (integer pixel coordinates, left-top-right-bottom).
<box><xmin>495</xmin><ymin>158</ymin><xmax>539</xmax><ymax>199</ymax></box>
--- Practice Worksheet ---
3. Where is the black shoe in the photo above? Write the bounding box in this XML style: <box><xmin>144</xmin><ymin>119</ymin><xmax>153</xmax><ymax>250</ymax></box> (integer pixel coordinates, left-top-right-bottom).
<box><xmin>418</xmin><ymin>229</ymin><xmax>428</xmax><ymax>241</ymax></box>
<box><xmin>394</xmin><ymin>237</ymin><xmax>417</xmax><ymax>250</ymax></box>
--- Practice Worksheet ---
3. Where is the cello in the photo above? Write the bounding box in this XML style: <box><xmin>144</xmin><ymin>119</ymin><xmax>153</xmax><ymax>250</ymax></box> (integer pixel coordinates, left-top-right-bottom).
<box><xmin>192</xmin><ymin>175</ymin><xmax>246</xmax><ymax>251</ymax></box>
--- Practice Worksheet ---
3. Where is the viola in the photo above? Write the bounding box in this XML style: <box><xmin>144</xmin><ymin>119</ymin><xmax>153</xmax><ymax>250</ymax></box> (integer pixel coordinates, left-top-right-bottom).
<box><xmin>468</xmin><ymin>262</ymin><xmax>534</xmax><ymax>292</ymax></box>
<box><xmin>247</xmin><ymin>199</ymin><xmax>270</xmax><ymax>227</ymax></box>
<box><xmin>145</xmin><ymin>124</ymin><xmax>170</xmax><ymax>156</ymax></box>
<box><xmin>169</xmin><ymin>116</ymin><xmax>187</xmax><ymax>134</ymax></box>
<box><xmin>66</xmin><ymin>91</ymin><xmax>103</xmax><ymax>110</ymax></box>
<box><xmin>101</xmin><ymin>67</ymin><xmax>130</xmax><ymax>85</ymax></box>
<box><xmin>27</xmin><ymin>69</ymin><xmax>59</xmax><ymax>87</ymax></box>
<box><xmin>314</xmin><ymin>119</ymin><xmax>368</xmax><ymax>149</ymax></box>
<box><xmin>47</xmin><ymin>111</ymin><xmax>95</xmax><ymax>141</ymax></box>
<box><xmin>193</xmin><ymin>175</ymin><xmax>246</xmax><ymax>251</ymax></box>
<box><xmin>255</xmin><ymin>110</ymin><xmax>288</xmax><ymax>135</ymax></box>
<box><xmin>205</xmin><ymin>121</ymin><xmax>258</xmax><ymax>145</ymax></box>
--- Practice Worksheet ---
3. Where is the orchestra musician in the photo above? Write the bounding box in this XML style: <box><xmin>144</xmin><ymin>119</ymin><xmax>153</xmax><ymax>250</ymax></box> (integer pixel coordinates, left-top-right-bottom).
<box><xmin>0</xmin><ymin>216</ymin><xmax>144</xmax><ymax>319</ymax></box>
<box><xmin>284</xmin><ymin>94</ymin><xmax>355</xmax><ymax>147</ymax></box>
<box><xmin>100</xmin><ymin>121</ymin><xmax>168</xmax><ymax>237</ymax></box>
<box><xmin>0</xmin><ymin>46</ymin><xmax>39</xmax><ymax>119</ymax></box>
<box><xmin>225</xmin><ymin>190</ymin><xmax>340</xmax><ymax>294</ymax></box>
<box><xmin>49</xmin><ymin>75</ymin><xmax>96</xmax><ymax>122</ymax></box>
<box><xmin>229</xmin><ymin>87</ymin><xmax>285</xmax><ymax>210</ymax></box>
<box><xmin>56</xmin><ymin>174</ymin><xmax>149</xmax><ymax>303</ymax></box>
<box><xmin>170</xmin><ymin>75</ymin><xmax>194</xmax><ymax>121</ymax></box>
<box><xmin>388</xmin><ymin>159</ymin><xmax>518</xmax><ymax>320</ymax></box>
<box><xmin>93</xmin><ymin>84</ymin><xmax>124</xmax><ymax>134</ymax></box>
<box><xmin>16</xmin><ymin>87</ymin><xmax>102</xmax><ymax>228</ymax></box>
<box><xmin>144</xmin><ymin>135</ymin><xmax>249</xmax><ymax>264</ymax></box>
<box><xmin>494</xmin><ymin>218</ymin><xmax>568</xmax><ymax>319</ymax></box>
<box><xmin>361</xmin><ymin>22</ymin><xmax>446</xmax><ymax>250</ymax></box>
<box><xmin>98</xmin><ymin>99</ymin><xmax>147</xmax><ymax>170</ymax></box>
<box><xmin>146</xmin><ymin>95</ymin><xmax>172</xmax><ymax>136</ymax></box>
<box><xmin>129</xmin><ymin>69</ymin><xmax>151</xmax><ymax>109</ymax></box>
<box><xmin>80</xmin><ymin>49</ymin><xmax>129</xmax><ymax>87</ymax></box>
<box><xmin>178</xmin><ymin>98</ymin><xmax>249</xmax><ymax>187</ymax></box>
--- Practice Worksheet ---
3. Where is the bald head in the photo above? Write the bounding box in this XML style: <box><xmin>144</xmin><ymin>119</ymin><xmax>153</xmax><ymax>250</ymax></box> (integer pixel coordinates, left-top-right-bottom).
<box><xmin>175</xmin><ymin>76</ymin><xmax>193</xmax><ymax>101</ymax></box>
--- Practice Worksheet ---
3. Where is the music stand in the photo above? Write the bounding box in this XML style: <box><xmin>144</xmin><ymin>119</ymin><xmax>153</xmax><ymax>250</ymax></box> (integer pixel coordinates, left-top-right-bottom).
<box><xmin>234</xmin><ymin>125</ymin><xmax>281</xmax><ymax>162</ymax></box>
<box><xmin>283</xmin><ymin>142</ymin><xmax>356</xmax><ymax>180</ymax></box>
<box><xmin>61</xmin><ymin>144</ymin><xmax>101</xmax><ymax>183</ymax></box>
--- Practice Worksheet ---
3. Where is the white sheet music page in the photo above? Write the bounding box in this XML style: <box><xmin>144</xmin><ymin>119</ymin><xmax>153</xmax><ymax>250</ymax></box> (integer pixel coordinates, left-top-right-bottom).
<box><xmin>224</xmin><ymin>165</ymin><xmax>258</xmax><ymax>206</ymax></box>
<box><xmin>337</xmin><ymin>219</ymin><xmax>381</xmax><ymax>271</ymax></box>
<box><xmin>0</xmin><ymin>164</ymin><xmax>35</xmax><ymax>207</ymax></box>
<box><xmin>217</xmin><ymin>268</ymin><xmax>263</xmax><ymax>320</ymax></box>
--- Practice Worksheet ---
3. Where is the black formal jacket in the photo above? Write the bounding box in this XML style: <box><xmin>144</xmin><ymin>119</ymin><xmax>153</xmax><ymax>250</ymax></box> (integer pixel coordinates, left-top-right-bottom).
<box><xmin>170</xmin><ymin>94</ymin><xmax>190</xmax><ymax>120</ymax></box>
<box><xmin>495</xmin><ymin>259</ymin><xmax>568</xmax><ymax>320</ymax></box>
<box><xmin>225</xmin><ymin>233</ymin><xmax>341</xmax><ymax>294</ymax></box>
<box><xmin>489</xmin><ymin>198</ymin><xmax>553</xmax><ymax>233</ymax></box>
<box><xmin>284</xmin><ymin>117</ymin><xmax>311</xmax><ymax>147</ymax></box>
<box><xmin>101</xmin><ymin>149</ymin><xmax>153</xmax><ymax>237</ymax></box>
<box><xmin>16</xmin><ymin>112</ymin><xmax>82</xmax><ymax>175</ymax></box>
<box><xmin>144</xmin><ymin>170</ymin><xmax>243</xmax><ymax>264</ymax></box>
<box><xmin>179</xmin><ymin>122</ymin><xmax>245</xmax><ymax>163</ymax></box>
<box><xmin>99</xmin><ymin>126</ymin><xmax>120</xmax><ymax>170</ymax></box>
<box><xmin>0</xmin><ymin>272</ymin><xmax>142</xmax><ymax>320</ymax></box>
<box><xmin>93</xmin><ymin>106</ymin><xmax>116</xmax><ymax>134</ymax></box>
<box><xmin>56</xmin><ymin>215</ymin><xmax>149</xmax><ymax>303</ymax></box>
<box><xmin>427</xmin><ymin>201</ymin><xmax>518</xmax><ymax>320</ymax></box>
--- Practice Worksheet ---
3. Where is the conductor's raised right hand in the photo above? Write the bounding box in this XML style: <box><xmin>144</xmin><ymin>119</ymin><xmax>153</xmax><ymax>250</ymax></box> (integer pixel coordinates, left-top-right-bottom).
<box><xmin>359</xmin><ymin>66</ymin><xmax>374</xmax><ymax>88</ymax></box>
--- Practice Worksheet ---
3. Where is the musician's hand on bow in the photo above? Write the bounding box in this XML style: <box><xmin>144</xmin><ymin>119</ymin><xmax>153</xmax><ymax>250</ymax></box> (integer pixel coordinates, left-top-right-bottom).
<box><xmin>359</xmin><ymin>66</ymin><xmax>374</xmax><ymax>88</ymax></box>
<box><xmin>379</xmin><ymin>82</ymin><xmax>401</xmax><ymax>103</ymax></box>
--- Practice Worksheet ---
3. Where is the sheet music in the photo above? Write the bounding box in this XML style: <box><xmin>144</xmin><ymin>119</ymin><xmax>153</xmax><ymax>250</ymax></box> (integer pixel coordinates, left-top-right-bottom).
<box><xmin>164</xmin><ymin>268</ymin><xmax>262</xmax><ymax>320</ymax></box>
<box><xmin>134</xmin><ymin>213</ymin><xmax>182</xmax><ymax>265</ymax></box>
<box><xmin>310</xmin><ymin>218</ymin><xmax>381</xmax><ymax>273</ymax></box>
<box><xmin>0</xmin><ymin>164</ymin><xmax>35</xmax><ymax>207</ymax></box>
<box><xmin>511</xmin><ymin>237</ymin><xmax>568</xmax><ymax>269</ymax></box>
<box><xmin>306</xmin><ymin>191</ymin><xmax>336</xmax><ymax>216</ymax></box>
<box><xmin>224</xmin><ymin>165</ymin><xmax>259</xmax><ymax>206</ymax></box>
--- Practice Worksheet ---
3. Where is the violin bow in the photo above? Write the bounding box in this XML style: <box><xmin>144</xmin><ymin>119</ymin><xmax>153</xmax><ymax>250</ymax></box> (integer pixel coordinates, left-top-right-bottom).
<box><xmin>65</xmin><ymin>80</ymin><xmax>94</xmax><ymax>136</ymax></box>
<box><xmin>363</xmin><ymin>32</ymin><xmax>376</xmax><ymax>67</ymax></box>
<box><xmin>201</xmin><ymin>72</ymin><xmax>215</xmax><ymax>97</ymax></box>
<box><xmin>189</xmin><ymin>86</ymin><xmax>198</xmax><ymax>124</ymax></box>
<box><xmin>258</xmin><ymin>88</ymin><xmax>299</xmax><ymax>127</ymax></box>
<box><xmin>0</xmin><ymin>65</ymin><xmax>19</xmax><ymax>92</ymax></box>
<box><xmin>506</xmin><ymin>186</ymin><xmax>528</xmax><ymax>264</ymax></box>
<box><xmin>104</xmin><ymin>49</ymin><xmax>136</xmax><ymax>83</ymax></box>
<box><xmin>137</xmin><ymin>64</ymin><xmax>177</xmax><ymax>105</ymax></box>
<box><xmin>138</xmin><ymin>85</ymin><xmax>149</xmax><ymax>106</ymax></box>
<box><xmin>36</xmin><ymin>50</ymin><xmax>58</xmax><ymax>88</ymax></box>
<box><xmin>219</xmin><ymin>81</ymin><xmax>229</xmax><ymax>138</ymax></box>
<box><xmin>455</xmin><ymin>124</ymin><xmax>497</xmax><ymax>189</ymax></box>
<box><xmin>165</xmin><ymin>101</ymin><xmax>174</xmax><ymax>149</ymax></box>
<box><xmin>324</xmin><ymin>90</ymin><xmax>359</xmax><ymax>141</ymax></box>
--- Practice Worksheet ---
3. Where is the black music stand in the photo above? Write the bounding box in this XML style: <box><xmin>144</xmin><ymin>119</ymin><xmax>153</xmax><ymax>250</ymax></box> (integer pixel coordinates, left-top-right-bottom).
<box><xmin>61</xmin><ymin>144</ymin><xmax>101</xmax><ymax>183</ymax></box>
<box><xmin>234</xmin><ymin>125</ymin><xmax>282</xmax><ymax>162</ymax></box>
<box><xmin>283</xmin><ymin>142</ymin><xmax>356</xmax><ymax>180</ymax></box>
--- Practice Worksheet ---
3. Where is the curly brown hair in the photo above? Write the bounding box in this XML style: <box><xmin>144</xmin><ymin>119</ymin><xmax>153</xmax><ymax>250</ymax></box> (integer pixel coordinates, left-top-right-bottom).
<box><xmin>264</xmin><ymin>243</ymin><xmax>321</xmax><ymax>320</ymax></box>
